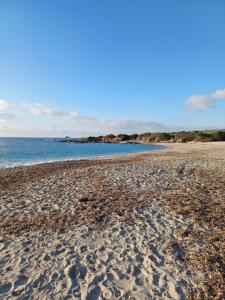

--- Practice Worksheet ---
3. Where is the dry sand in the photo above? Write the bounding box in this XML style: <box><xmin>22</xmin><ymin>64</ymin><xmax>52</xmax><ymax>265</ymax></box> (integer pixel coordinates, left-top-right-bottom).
<box><xmin>0</xmin><ymin>142</ymin><xmax>224</xmax><ymax>299</ymax></box>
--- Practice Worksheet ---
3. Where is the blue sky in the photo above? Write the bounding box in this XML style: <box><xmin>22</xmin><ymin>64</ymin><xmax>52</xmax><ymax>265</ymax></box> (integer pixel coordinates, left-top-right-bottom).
<box><xmin>0</xmin><ymin>0</ymin><xmax>225</xmax><ymax>137</ymax></box>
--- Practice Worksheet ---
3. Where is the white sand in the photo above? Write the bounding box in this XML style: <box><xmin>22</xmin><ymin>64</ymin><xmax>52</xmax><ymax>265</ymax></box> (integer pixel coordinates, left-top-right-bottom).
<box><xmin>0</xmin><ymin>142</ymin><xmax>224</xmax><ymax>299</ymax></box>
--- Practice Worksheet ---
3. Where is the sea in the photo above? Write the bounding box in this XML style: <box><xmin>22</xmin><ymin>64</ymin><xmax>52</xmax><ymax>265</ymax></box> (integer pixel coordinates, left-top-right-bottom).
<box><xmin>0</xmin><ymin>137</ymin><xmax>165</xmax><ymax>169</ymax></box>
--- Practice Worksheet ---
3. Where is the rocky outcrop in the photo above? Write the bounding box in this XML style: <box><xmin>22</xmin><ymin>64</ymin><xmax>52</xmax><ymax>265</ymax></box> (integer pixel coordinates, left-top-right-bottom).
<box><xmin>61</xmin><ymin>134</ymin><xmax>140</xmax><ymax>144</ymax></box>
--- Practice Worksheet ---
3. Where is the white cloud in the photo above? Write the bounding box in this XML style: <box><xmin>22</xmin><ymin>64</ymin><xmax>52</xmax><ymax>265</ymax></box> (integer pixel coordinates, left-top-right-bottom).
<box><xmin>0</xmin><ymin>101</ymin><xmax>170</xmax><ymax>136</ymax></box>
<box><xmin>0</xmin><ymin>99</ymin><xmax>11</xmax><ymax>111</ymax></box>
<box><xmin>212</xmin><ymin>88</ymin><xmax>225</xmax><ymax>99</ymax></box>
<box><xmin>19</xmin><ymin>102</ymin><xmax>170</xmax><ymax>134</ymax></box>
<box><xmin>24</xmin><ymin>103</ymin><xmax>64</xmax><ymax>117</ymax></box>
<box><xmin>185</xmin><ymin>95</ymin><xmax>214</xmax><ymax>112</ymax></box>
<box><xmin>66</xmin><ymin>112</ymin><xmax>96</xmax><ymax>122</ymax></box>
<box><xmin>185</xmin><ymin>87</ymin><xmax>225</xmax><ymax>112</ymax></box>
<box><xmin>0</xmin><ymin>113</ymin><xmax>15</xmax><ymax>130</ymax></box>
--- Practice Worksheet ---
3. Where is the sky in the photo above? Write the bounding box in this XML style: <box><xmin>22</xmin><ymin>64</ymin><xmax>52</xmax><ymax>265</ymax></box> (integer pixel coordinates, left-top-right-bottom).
<box><xmin>0</xmin><ymin>0</ymin><xmax>225</xmax><ymax>137</ymax></box>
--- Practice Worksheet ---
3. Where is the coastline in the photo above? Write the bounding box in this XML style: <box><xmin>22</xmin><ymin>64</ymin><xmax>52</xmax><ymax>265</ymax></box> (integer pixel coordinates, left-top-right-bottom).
<box><xmin>0</xmin><ymin>140</ymin><xmax>222</xmax><ymax>173</ymax></box>
<box><xmin>0</xmin><ymin>142</ymin><xmax>224</xmax><ymax>299</ymax></box>
<box><xmin>0</xmin><ymin>142</ymin><xmax>166</xmax><ymax>171</ymax></box>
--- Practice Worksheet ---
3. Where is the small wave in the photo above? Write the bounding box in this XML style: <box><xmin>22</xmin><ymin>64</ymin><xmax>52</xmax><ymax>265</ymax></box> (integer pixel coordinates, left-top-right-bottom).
<box><xmin>0</xmin><ymin>153</ymin><xmax>132</xmax><ymax>170</ymax></box>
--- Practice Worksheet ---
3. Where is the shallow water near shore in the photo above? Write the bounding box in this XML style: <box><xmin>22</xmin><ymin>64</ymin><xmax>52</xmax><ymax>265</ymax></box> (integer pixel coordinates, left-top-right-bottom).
<box><xmin>0</xmin><ymin>137</ymin><xmax>165</xmax><ymax>169</ymax></box>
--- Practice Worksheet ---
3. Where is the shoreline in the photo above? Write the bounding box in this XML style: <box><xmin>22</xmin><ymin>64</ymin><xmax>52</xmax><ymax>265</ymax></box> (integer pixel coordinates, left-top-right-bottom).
<box><xmin>0</xmin><ymin>143</ymin><xmax>168</xmax><ymax>172</ymax></box>
<box><xmin>0</xmin><ymin>142</ymin><xmax>224</xmax><ymax>299</ymax></box>
<box><xmin>1</xmin><ymin>141</ymin><xmax>224</xmax><ymax>172</ymax></box>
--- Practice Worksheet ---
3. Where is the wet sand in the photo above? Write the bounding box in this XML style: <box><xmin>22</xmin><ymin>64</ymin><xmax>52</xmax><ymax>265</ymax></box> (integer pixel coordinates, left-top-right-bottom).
<box><xmin>0</xmin><ymin>142</ymin><xmax>224</xmax><ymax>299</ymax></box>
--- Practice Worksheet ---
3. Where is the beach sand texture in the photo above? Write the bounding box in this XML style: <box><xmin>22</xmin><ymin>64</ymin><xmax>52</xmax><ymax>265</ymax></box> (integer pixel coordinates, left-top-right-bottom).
<box><xmin>0</xmin><ymin>142</ymin><xmax>224</xmax><ymax>299</ymax></box>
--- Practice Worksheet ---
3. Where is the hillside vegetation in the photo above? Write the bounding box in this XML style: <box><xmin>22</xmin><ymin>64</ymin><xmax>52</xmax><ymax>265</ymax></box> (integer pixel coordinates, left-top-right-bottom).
<box><xmin>62</xmin><ymin>130</ymin><xmax>225</xmax><ymax>143</ymax></box>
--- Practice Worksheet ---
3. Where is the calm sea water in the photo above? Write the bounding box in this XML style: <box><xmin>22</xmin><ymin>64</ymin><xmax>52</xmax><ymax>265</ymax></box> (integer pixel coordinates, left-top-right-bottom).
<box><xmin>0</xmin><ymin>137</ymin><xmax>165</xmax><ymax>169</ymax></box>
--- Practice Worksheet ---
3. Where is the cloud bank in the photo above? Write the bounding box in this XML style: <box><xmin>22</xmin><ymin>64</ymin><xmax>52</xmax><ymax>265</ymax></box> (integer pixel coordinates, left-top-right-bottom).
<box><xmin>0</xmin><ymin>100</ymin><xmax>172</xmax><ymax>137</ymax></box>
<box><xmin>21</xmin><ymin>103</ymin><xmax>170</xmax><ymax>134</ymax></box>
<box><xmin>0</xmin><ymin>87</ymin><xmax>224</xmax><ymax>137</ymax></box>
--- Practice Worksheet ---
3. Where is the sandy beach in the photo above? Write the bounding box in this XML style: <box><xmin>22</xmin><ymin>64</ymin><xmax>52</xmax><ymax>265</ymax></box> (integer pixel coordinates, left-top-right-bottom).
<box><xmin>0</xmin><ymin>142</ymin><xmax>224</xmax><ymax>299</ymax></box>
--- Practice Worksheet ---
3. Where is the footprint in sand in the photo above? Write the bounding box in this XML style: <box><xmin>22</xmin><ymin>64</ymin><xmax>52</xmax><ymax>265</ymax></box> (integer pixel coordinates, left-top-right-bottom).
<box><xmin>11</xmin><ymin>275</ymin><xmax>29</xmax><ymax>296</ymax></box>
<box><xmin>0</xmin><ymin>282</ymin><xmax>12</xmax><ymax>295</ymax></box>
<box><xmin>65</xmin><ymin>264</ymin><xmax>79</xmax><ymax>290</ymax></box>
<box><xmin>14</xmin><ymin>275</ymin><xmax>29</xmax><ymax>288</ymax></box>
<box><xmin>152</xmin><ymin>273</ymin><xmax>160</xmax><ymax>286</ymax></box>
<box><xmin>135</xmin><ymin>277</ymin><xmax>144</xmax><ymax>286</ymax></box>
<box><xmin>84</xmin><ymin>274</ymin><xmax>104</xmax><ymax>300</ymax></box>
<box><xmin>65</xmin><ymin>261</ymin><xmax>87</xmax><ymax>294</ymax></box>
<box><xmin>86</xmin><ymin>285</ymin><xmax>101</xmax><ymax>300</ymax></box>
